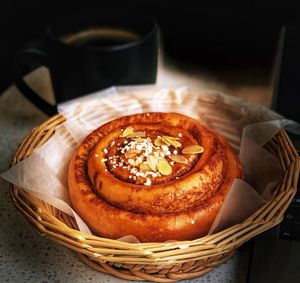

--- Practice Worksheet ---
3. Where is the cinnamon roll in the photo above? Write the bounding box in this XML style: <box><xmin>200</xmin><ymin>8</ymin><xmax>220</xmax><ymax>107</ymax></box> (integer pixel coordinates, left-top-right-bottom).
<box><xmin>68</xmin><ymin>112</ymin><xmax>243</xmax><ymax>242</ymax></box>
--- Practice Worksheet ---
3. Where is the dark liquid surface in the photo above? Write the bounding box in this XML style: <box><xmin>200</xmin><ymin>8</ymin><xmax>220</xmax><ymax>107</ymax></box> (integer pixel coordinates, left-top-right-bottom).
<box><xmin>61</xmin><ymin>28</ymin><xmax>140</xmax><ymax>48</ymax></box>
<box><xmin>71</xmin><ymin>36</ymin><xmax>135</xmax><ymax>47</ymax></box>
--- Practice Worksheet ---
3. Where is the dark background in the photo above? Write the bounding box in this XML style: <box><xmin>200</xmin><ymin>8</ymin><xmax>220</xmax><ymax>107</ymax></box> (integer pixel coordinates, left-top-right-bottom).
<box><xmin>1</xmin><ymin>0</ymin><xmax>300</xmax><ymax>94</ymax></box>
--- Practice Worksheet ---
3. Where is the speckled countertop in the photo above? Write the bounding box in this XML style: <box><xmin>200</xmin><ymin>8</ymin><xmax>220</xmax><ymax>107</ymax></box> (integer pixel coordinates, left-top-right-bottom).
<box><xmin>0</xmin><ymin>63</ymin><xmax>272</xmax><ymax>282</ymax></box>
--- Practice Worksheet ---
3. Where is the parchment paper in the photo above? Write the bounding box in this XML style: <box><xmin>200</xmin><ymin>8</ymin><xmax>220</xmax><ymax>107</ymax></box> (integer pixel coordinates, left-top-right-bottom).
<box><xmin>2</xmin><ymin>86</ymin><xmax>299</xmax><ymax>239</ymax></box>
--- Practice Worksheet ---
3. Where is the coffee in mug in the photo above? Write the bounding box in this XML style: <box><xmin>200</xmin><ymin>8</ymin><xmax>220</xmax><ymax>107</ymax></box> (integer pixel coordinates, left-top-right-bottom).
<box><xmin>61</xmin><ymin>28</ymin><xmax>141</xmax><ymax>47</ymax></box>
<box><xmin>14</xmin><ymin>16</ymin><xmax>158</xmax><ymax>115</ymax></box>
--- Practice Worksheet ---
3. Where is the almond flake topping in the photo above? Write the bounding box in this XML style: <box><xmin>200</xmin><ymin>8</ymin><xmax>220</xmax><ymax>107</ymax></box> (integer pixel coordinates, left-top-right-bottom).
<box><xmin>124</xmin><ymin>149</ymin><xmax>139</xmax><ymax>159</ymax></box>
<box><xmin>127</xmin><ymin>131</ymin><xmax>146</xmax><ymax>138</ymax></box>
<box><xmin>121</xmin><ymin>127</ymin><xmax>134</xmax><ymax>137</ymax></box>
<box><xmin>169</xmin><ymin>154</ymin><xmax>188</xmax><ymax>164</ymax></box>
<box><xmin>147</xmin><ymin>155</ymin><xmax>158</xmax><ymax>172</ymax></box>
<box><xmin>102</xmin><ymin>127</ymin><xmax>204</xmax><ymax>183</ymax></box>
<box><xmin>154</xmin><ymin>137</ymin><xmax>166</xmax><ymax>147</ymax></box>
<box><xmin>162</xmin><ymin>136</ymin><xmax>182</xmax><ymax>148</ymax></box>
<box><xmin>139</xmin><ymin>163</ymin><xmax>151</xmax><ymax>172</ymax></box>
<box><xmin>157</xmin><ymin>158</ymin><xmax>172</xmax><ymax>175</ymax></box>
<box><xmin>182</xmin><ymin>145</ymin><xmax>204</xmax><ymax>154</ymax></box>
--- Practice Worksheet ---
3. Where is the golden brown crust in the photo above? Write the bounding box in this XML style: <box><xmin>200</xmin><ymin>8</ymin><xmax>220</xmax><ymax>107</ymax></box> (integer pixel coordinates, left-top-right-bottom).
<box><xmin>68</xmin><ymin>112</ymin><xmax>243</xmax><ymax>242</ymax></box>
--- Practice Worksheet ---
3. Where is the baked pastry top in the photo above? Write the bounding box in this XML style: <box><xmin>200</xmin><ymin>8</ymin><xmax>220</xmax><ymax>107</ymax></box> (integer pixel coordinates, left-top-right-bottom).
<box><xmin>68</xmin><ymin>112</ymin><xmax>243</xmax><ymax>242</ymax></box>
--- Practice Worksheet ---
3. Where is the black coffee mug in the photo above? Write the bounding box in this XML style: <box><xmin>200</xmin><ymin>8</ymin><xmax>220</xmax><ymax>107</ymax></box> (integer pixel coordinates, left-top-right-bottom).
<box><xmin>14</xmin><ymin>15</ymin><xmax>159</xmax><ymax>115</ymax></box>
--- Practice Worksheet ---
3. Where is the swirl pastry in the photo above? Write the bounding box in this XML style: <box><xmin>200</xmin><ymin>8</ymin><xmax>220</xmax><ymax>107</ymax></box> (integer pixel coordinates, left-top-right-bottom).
<box><xmin>68</xmin><ymin>112</ymin><xmax>243</xmax><ymax>242</ymax></box>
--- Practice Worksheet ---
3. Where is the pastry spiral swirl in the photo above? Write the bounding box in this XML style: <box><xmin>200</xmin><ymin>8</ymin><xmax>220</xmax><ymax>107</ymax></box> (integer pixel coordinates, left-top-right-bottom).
<box><xmin>68</xmin><ymin>113</ymin><xmax>243</xmax><ymax>242</ymax></box>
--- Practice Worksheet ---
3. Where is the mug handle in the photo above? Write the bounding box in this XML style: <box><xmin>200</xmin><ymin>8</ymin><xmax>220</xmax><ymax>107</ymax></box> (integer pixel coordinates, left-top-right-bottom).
<box><xmin>13</xmin><ymin>41</ymin><xmax>57</xmax><ymax>116</ymax></box>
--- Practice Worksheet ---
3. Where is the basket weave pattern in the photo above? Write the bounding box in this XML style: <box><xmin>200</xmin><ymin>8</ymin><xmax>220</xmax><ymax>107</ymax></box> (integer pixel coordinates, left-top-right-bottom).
<box><xmin>9</xmin><ymin>113</ymin><xmax>300</xmax><ymax>282</ymax></box>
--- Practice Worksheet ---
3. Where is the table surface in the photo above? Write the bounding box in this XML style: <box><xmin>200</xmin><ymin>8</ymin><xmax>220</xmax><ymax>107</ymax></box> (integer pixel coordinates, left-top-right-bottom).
<box><xmin>0</xmin><ymin>59</ymin><xmax>272</xmax><ymax>283</ymax></box>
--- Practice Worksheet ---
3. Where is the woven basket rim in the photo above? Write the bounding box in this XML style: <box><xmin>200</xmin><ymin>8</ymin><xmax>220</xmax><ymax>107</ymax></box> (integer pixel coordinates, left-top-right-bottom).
<box><xmin>8</xmin><ymin>111</ymin><xmax>300</xmax><ymax>281</ymax></box>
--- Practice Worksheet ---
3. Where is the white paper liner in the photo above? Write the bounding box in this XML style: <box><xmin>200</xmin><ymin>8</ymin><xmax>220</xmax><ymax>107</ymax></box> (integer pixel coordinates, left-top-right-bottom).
<box><xmin>2</xmin><ymin>86</ymin><xmax>299</xmax><ymax>241</ymax></box>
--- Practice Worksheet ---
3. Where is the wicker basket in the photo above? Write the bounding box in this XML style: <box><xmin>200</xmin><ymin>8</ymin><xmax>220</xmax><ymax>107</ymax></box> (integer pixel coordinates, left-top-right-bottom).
<box><xmin>9</xmin><ymin>111</ymin><xmax>300</xmax><ymax>282</ymax></box>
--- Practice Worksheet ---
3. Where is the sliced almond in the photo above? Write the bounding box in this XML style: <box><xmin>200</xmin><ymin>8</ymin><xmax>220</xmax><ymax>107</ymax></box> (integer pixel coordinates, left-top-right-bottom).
<box><xmin>147</xmin><ymin>155</ymin><xmax>158</xmax><ymax>171</ymax></box>
<box><xmin>163</xmin><ymin>136</ymin><xmax>182</xmax><ymax>148</ymax></box>
<box><xmin>169</xmin><ymin>154</ymin><xmax>188</xmax><ymax>164</ymax></box>
<box><xmin>121</xmin><ymin>127</ymin><xmax>134</xmax><ymax>137</ymax></box>
<box><xmin>162</xmin><ymin>135</ymin><xmax>180</xmax><ymax>141</ymax></box>
<box><xmin>127</xmin><ymin>131</ymin><xmax>146</xmax><ymax>138</ymax></box>
<box><xmin>131</xmin><ymin>158</ymin><xmax>143</xmax><ymax>167</ymax></box>
<box><xmin>157</xmin><ymin>158</ymin><xmax>172</xmax><ymax>175</ymax></box>
<box><xmin>182</xmin><ymin>145</ymin><xmax>204</xmax><ymax>154</ymax></box>
<box><xmin>124</xmin><ymin>149</ymin><xmax>139</xmax><ymax>159</ymax></box>
<box><xmin>154</xmin><ymin>137</ymin><xmax>167</xmax><ymax>146</ymax></box>
<box><xmin>170</xmin><ymin>140</ymin><xmax>182</xmax><ymax>148</ymax></box>
<box><xmin>139</xmin><ymin>163</ymin><xmax>151</xmax><ymax>172</ymax></box>
<box><xmin>161</xmin><ymin>136</ymin><xmax>171</xmax><ymax>146</ymax></box>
